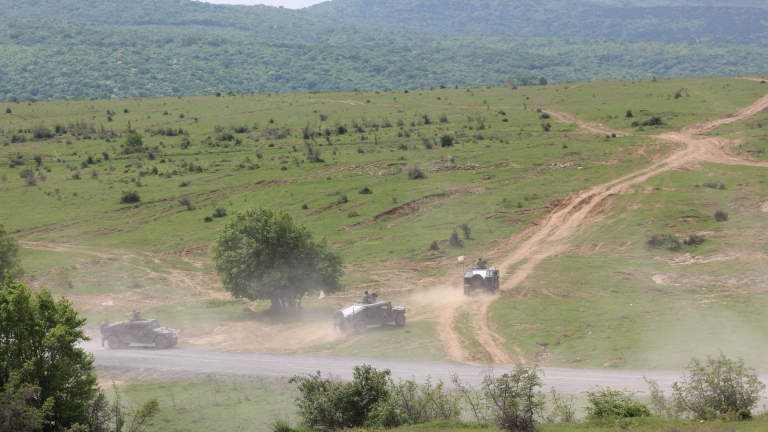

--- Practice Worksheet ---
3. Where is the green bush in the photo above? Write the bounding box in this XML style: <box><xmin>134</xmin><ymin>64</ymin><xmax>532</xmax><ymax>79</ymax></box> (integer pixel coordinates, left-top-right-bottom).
<box><xmin>714</xmin><ymin>210</ymin><xmax>729</xmax><ymax>222</ymax></box>
<box><xmin>212</xmin><ymin>207</ymin><xmax>227</xmax><ymax>218</ymax></box>
<box><xmin>449</xmin><ymin>230</ymin><xmax>463</xmax><ymax>247</ymax></box>
<box><xmin>647</xmin><ymin>354</ymin><xmax>765</xmax><ymax>421</ymax></box>
<box><xmin>290</xmin><ymin>365</ymin><xmax>390</xmax><ymax>430</ymax></box>
<box><xmin>683</xmin><ymin>233</ymin><xmax>705</xmax><ymax>246</ymax></box>
<box><xmin>408</xmin><ymin>166</ymin><xmax>426</xmax><ymax>180</ymax></box>
<box><xmin>646</xmin><ymin>234</ymin><xmax>681</xmax><ymax>251</ymax></box>
<box><xmin>584</xmin><ymin>387</ymin><xmax>651</xmax><ymax>420</ymax></box>
<box><xmin>359</xmin><ymin>187</ymin><xmax>373</xmax><ymax>194</ymax></box>
<box><xmin>119</xmin><ymin>190</ymin><xmax>140</xmax><ymax>204</ymax></box>
<box><xmin>429</xmin><ymin>240</ymin><xmax>439</xmax><ymax>251</ymax></box>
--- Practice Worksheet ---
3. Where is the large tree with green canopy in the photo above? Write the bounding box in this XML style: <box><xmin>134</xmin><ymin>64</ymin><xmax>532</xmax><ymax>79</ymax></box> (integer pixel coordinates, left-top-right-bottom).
<box><xmin>0</xmin><ymin>223</ymin><xmax>23</xmax><ymax>284</ymax></box>
<box><xmin>212</xmin><ymin>207</ymin><xmax>344</xmax><ymax>310</ymax></box>
<box><xmin>0</xmin><ymin>273</ymin><xmax>99</xmax><ymax>431</ymax></box>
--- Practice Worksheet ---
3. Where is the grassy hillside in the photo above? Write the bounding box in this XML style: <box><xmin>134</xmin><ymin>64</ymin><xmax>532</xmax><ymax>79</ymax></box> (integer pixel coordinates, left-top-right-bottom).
<box><xmin>2</xmin><ymin>77</ymin><xmax>767</xmax><ymax>373</ymax></box>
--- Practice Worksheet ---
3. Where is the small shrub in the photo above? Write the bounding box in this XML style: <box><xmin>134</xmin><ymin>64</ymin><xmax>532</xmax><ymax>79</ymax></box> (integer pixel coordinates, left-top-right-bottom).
<box><xmin>359</xmin><ymin>187</ymin><xmax>373</xmax><ymax>194</ymax></box>
<box><xmin>683</xmin><ymin>234</ymin><xmax>705</xmax><ymax>246</ymax></box>
<box><xmin>5</xmin><ymin>108</ymin><xmax>10</xmax><ymax>114</ymax></box>
<box><xmin>120</xmin><ymin>190</ymin><xmax>141</xmax><ymax>204</ymax></box>
<box><xmin>449</xmin><ymin>230</ymin><xmax>463</xmax><ymax>247</ymax></box>
<box><xmin>429</xmin><ymin>240</ymin><xmax>439</xmax><ymax>251</ymax></box>
<box><xmin>626</xmin><ymin>110</ymin><xmax>633</xmax><ymax>118</ymax></box>
<box><xmin>408</xmin><ymin>166</ymin><xmax>426</xmax><ymax>180</ymax></box>
<box><xmin>439</xmin><ymin>113</ymin><xmax>449</xmax><ymax>123</ymax></box>
<box><xmin>440</xmin><ymin>134</ymin><xmax>454</xmax><ymax>147</ymax></box>
<box><xmin>646</xmin><ymin>234</ymin><xmax>681</xmax><ymax>251</ymax></box>
<box><xmin>347</xmin><ymin>211</ymin><xmax>360</xmax><ymax>218</ymax></box>
<box><xmin>204</xmin><ymin>216</ymin><xmax>213</xmax><ymax>222</ymax></box>
<box><xmin>459</xmin><ymin>223</ymin><xmax>471</xmax><ymax>239</ymax></box>
<box><xmin>301</xmin><ymin>204</ymin><xmax>308</xmax><ymax>210</ymax></box>
<box><xmin>212</xmin><ymin>207</ymin><xmax>227</xmax><ymax>218</ymax></box>
<box><xmin>584</xmin><ymin>387</ymin><xmax>651</xmax><ymax>420</ymax></box>
<box><xmin>280</xmin><ymin>166</ymin><xmax>287</xmax><ymax>171</ymax></box>
<box><xmin>179</xmin><ymin>180</ymin><xmax>190</xmax><ymax>187</ymax></box>
<box><xmin>541</xmin><ymin>122</ymin><xmax>551</xmax><ymax>132</ymax></box>
<box><xmin>337</xmin><ymin>193</ymin><xmax>348</xmax><ymax>204</ymax></box>
<box><xmin>178</xmin><ymin>196</ymin><xmax>195</xmax><ymax>211</ymax></box>
<box><xmin>714</xmin><ymin>210</ymin><xmax>729</xmax><ymax>222</ymax></box>
<box><xmin>539</xmin><ymin>113</ymin><xmax>551</xmax><ymax>119</ymax></box>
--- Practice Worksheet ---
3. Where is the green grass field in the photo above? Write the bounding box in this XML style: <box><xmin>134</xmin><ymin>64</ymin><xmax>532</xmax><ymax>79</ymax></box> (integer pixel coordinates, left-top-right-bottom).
<box><xmin>2</xmin><ymin>77</ymin><xmax>768</xmax><ymax>375</ymax></box>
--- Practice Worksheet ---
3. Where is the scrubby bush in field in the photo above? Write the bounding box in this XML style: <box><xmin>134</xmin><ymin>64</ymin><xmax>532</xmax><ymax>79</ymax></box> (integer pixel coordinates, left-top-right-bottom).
<box><xmin>449</xmin><ymin>230</ymin><xmax>463</xmax><ymax>247</ymax></box>
<box><xmin>459</xmin><ymin>223</ymin><xmax>471</xmax><ymax>239</ymax></box>
<box><xmin>359</xmin><ymin>187</ymin><xmax>373</xmax><ymax>194</ymax></box>
<box><xmin>369</xmin><ymin>377</ymin><xmax>461</xmax><ymax>427</ymax></box>
<box><xmin>212</xmin><ymin>207</ymin><xmax>227</xmax><ymax>218</ymax></box>
<box><xmin>480</xmin><ymin>366</ymin><xmax>545</xmax><ymax>432</ymax></box>
<box><xmin>119</xmin><ymin>190</ymin><xmax>140</xmax><ymax>204</ymax></box>
<box><xmin>584</xmin><ymin>387</ymin><xmax>650</xmax><ymax>420</ymax></box>
<box><xmin>178</xmin><ymin>196</ymin><xmax>195</xmax><ymax>211</ymax></box>
<box><xmin>715</xmin><ymin>210</ymin><xmax>729</xmax><ymax>221</ymax></box>
<box><xmin>408</xmin><ymin>166</ymin><xmax>426</xmax><ymax>180</ymax></box>
<box><xmin>646</xmin><ymin>234</ymin><xmax>681</xmax><ymax>251</ymax></box>
<box><xmin>290</xmin><ymin>365</ymin><xmax>390</xmax><ymax>430</ymax></box>
<box><xmin>683</xmin><ymin>233</ymin><xmax>705</xmax><ymax>246</ymax></box>
<box><xmin>645</xmin><ymin>354</ymin><xmax>765</xmax><ymax>421</ymax></box>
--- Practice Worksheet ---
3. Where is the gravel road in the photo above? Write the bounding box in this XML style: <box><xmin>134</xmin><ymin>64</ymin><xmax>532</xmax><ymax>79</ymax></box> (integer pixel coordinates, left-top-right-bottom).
<box><xmin>83</xmin><ymin>341</ymin><xmax>712</xmax><ymax>395</ymax></box>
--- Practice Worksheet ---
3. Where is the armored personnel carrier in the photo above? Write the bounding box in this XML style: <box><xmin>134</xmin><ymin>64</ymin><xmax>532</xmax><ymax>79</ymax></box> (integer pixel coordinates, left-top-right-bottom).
<box><xmin>463</xmin><ymin>267</ymin><xmax>500</xmax><ymax>295</ymax></box>
<box><xmin>333</xmin><ymin>300</ymin><xmax>408</xmax><ymax>333</ymax></box>
<box><xmin>99</xmin><ymin>318</ymin><xmax>179</xmax><ymax>349</ymax></box>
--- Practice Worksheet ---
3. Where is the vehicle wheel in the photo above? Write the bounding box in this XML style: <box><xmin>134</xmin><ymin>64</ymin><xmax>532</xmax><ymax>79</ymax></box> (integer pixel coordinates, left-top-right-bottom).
<box><xmin>395</xmin><ymin>313</ymin><xmax>406</xmax><ymax>327</ymax></box>
<box><xmin>154</xmin><ymin>336</ymin><xmax>170</xmax><ymax>349</ymax></box>
<box><xmin>170</xmin><ymin>338</ymin><xmax>178</xmax><ymax>348</ymax></box>
<box><xmin>107</xmin><ymin>336</ymin><xmax>121</xmax><ymax>349</ymax></box>
<box><xmin>354</xmin><ymin>320</ymin><xmax>368</xmax><ymax>334</ymax></box>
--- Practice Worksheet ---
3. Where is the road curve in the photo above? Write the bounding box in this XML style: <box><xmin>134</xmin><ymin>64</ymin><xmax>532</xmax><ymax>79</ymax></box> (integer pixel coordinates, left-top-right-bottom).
<box><xmin>85</xmin><ymin>341</ymin><xmax>712</xmax><ymax>395</ymax></box>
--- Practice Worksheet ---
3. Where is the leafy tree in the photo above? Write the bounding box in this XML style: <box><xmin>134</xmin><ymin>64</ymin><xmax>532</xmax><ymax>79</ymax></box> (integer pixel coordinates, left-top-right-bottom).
<box><xmin>480</xmin><ymin>365</ymin><xmax>545</xmax><ymax>432</ymax></box>
<box><xmin>670</xmin><ymin>354</ymin><xmax>765</xmax><ymax>420</ymax></box>
<box><xmin>0</xmin><ymin>363</ymin><xmax>53</xmax><ymax>432</ymax></box>
<box><xmin>0</xmin><ymin>274</ymin><xmax>99</xmax><ymax>430</ymax></box>
<box><xmin>0</xmin><ymin>223</ymin><xmax>23</xmax><ymax>284</ymax></box>
<box><xmin>212</xmin><ymin>207</ymin><xmax>343</xmax><ymax>310</ymax></box>
<box><xmin>290</xmin><ymin>365</ymin><xmax>390</xmax><ymax>430</ymax></box>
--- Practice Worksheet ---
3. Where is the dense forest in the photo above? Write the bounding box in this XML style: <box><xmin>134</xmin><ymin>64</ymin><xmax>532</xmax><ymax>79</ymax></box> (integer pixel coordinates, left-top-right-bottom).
<box><xmin>0</xmin><ymin>0</ymin><xmax>766</xmax><ymax>101</ymax></box>
<box><xmin>306</xmin><ymin>0</ymin><xmax>768</xmax><ymax>44</ymax></box>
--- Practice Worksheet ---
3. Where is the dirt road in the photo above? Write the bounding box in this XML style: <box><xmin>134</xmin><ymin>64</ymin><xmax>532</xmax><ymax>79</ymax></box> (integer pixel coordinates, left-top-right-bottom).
<box><xmin>443</xmin><ymin>85</ymin><xmax>768</xmax><ymax>364</ymax></box>
<box><xmin>84</xmin><ymin>340</ymin><xmax>692</xmax><ymax>395</ymax></box>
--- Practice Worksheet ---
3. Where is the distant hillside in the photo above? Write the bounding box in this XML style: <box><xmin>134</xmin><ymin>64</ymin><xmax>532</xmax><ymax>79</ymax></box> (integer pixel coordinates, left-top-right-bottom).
<box><xmin>1</xmin><ymin>17</ymin><xmax>766</xmax><ymax>101</ymax></box>
<box><xmin>306</xmin><ymin>0</ymin><xmax>768</xmax><ymax>45</ymax></box>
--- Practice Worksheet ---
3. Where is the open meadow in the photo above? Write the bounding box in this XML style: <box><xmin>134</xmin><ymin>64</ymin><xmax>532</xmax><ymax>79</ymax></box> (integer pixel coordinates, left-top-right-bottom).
<box><xmin>2</xmin><ymin>76</ymin><xmax>768</xmax><ymax>377</ymax></box>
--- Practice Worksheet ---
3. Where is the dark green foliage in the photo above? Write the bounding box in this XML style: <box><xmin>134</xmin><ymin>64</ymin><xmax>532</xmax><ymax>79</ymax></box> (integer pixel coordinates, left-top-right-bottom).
<box><xmin>539</xmin><ymin>113</ymin><xmax>551</xmax><ymax>119</ymax></box>
<box><xmin>336</xmin><ymin>125</ymin><xmax>347</xmax><ymax>135</ymax></box>
<box><xmin>541</xmin><ymin>122</ymin><xmax>552</xmax><ymax>132</ymax></box>
<box><xmin>336</xmin><ymin>193</ymin><xmax>348</xmax><ymax>204</ymax></box>
<box><xmin>178</xmin><ymin>196</ymin><xmax>195</xmax><ymax>211</ymax></box>
<box><xmin>459</xmin><ymin>223</ymin><xmax>471</xmax><ymax>239</ymax></box>
<box><xmin>648</xmin><ymin>354</ymin><xmax>767</xmax><ymax>420</ymax></box>
<box><xmin>449</xmin><ymin>230</ymin><xmax>463</xmax><ymax>247</ymax></box>
<box><xmin>119</xmin><ymin>189</ymin><xmax>140</xmax><ymax>204</ymax></box>
<box><xmin>211</xmin><ymin>207</ymin><xmax>343</xmax><ymax>309</ymax></box>
<box><xmin>0</xmin><ymin>363</ymin><xmax>53</xmax><ymax>432</ymax></box>
<box><xmin>683</xmin><ymin>233</ymin><xmax>705</xmax><ymax>246</ymax></box>
<box><xmin>204</xmin><ymin>216</ymin><xmax>213</xmax><ymax>222</ymax></box>
<box><xmin>290</xmin><ymin>365</ymin><xmax>390</xmax><ymax>430</ymax></box>
<box><xmin>631</xmin><ymin>116</ymin><xmax>664</xmax><ymax>127</ymax></box>
<box><xmin>122</xmin><ymin>130</ymin><xmax>143</xmax><ymax>154</ymax></box>
<box><xmin>408</xmin><ymin>166</ymin><xmax>425</xmax><ymax>180</ymax></box>
<box><xmin>429</xmin><ymin>240</ymin><xmax>439</xmax><ymax>251</ymax></box>
<box><xmin>359</xmin><ymin>186</ymin><xmax>373</xmax><ymax>194</ymax></box>
<box><xmin>584</xmin><ymin>387</ymin><xmax>651</xmax><ymax>420</ymax></box>
<box><xmin>440</xmin><ymin>134</ymin><xmax>454</xmax><ymax>147</ymax></box>
<box><xmin>646</xmin><ymin>234</ymin><xmax>681</xmax><ymax>251</ymax></box>
<box><xmin>702</xmin><ymin>180</ymin><xmax>725</xmax><ymax>189</ymax></box>
<box><xmin>347</xmin><ymin>211</ymin><xmax>360</xmax><ymax>218</ymax></box>
<box><xmin>0</xmin><ymin>275</ymin><xmax>99</xmax><ymax>430</ymax></box>
<box><xmin>212</xmin><ymin>207</ymin><xmax>227</xmax><ymax>218</ymax></box>
<box><xmin>626</xmin><ymin>110</ymin><xmax>633</xmax><ymax>118</ymax></box>
<box><xmin>368</xmin><ymin>377</ymin><xmax>461</xmax><ymax>427</ymax></box>
<box><xmin>4</xmin><ymin>108</ymin><xmax>9</xmax><ymax>114</ymax></box>
<box><xmin>479</xmin><ymin>366</ymin><xmax>545</xmax><ymax>432</ymax></box>
<box><xmin>0</xmin><ymin>223</ymin><xmax>23</xmax><ymax>284</ymax></box>
<box><xmin>714</xmin><ymin>210</ymin><xmax>729</xmax><ymax>221</ymax></box>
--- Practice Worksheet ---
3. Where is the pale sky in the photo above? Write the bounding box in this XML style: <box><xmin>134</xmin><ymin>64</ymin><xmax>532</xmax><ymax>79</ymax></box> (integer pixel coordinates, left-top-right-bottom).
<box><xmin>196</xmin><ymin>0</ymin><xmax>328</xmax><ymax>9</ymax></box>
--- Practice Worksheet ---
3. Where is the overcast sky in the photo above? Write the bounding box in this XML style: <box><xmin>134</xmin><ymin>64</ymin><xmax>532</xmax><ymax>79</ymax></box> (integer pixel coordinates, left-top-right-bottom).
<box><xmin>197</xmin><ymin>0</ymin><xmax>328</xmax><ymax>9</ymax></box>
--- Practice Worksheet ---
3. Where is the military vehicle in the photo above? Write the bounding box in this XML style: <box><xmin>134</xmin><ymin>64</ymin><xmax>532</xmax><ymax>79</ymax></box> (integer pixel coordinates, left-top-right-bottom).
<box><xmin>99</xmin><ymin>318</ymin><xmax>180</xmax><ymax>349</ymax></box>
<box><xmin>463</xmin><ymin>267</ymin><xmax>500</xmax><ymax>295</ymax></box>
<box><xmin>333</xmin><ymin>300</ymin><xmax>408</xmax><ymax>333</ymax></box>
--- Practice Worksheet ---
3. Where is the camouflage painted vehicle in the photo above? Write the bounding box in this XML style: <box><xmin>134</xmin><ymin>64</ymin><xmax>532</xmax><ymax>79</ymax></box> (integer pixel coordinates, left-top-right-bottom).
<box><xmin>99</xmin><ymin>319</ymin><xmax>180</xmax><ymax>349</ymax></box>
<box><xmin>332</xmin><ymin>300</ymin><xmax>408</xmax><ymax>333</ymax></box>
<box><xmin>463</xmin><ymin>267</ymin><xmax>499</xmax><ymax>295</ymax></box>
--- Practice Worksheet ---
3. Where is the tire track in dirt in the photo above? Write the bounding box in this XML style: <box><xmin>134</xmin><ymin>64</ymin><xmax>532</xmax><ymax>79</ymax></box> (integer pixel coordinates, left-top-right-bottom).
<box><xmin>453</xmin><ymin>86</ymin><xmax>768</xmax><ymax>365</ymax></box>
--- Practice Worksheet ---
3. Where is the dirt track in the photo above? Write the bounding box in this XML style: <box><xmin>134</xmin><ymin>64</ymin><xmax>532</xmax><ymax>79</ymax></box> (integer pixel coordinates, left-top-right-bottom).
<box><xmin>440</xmin><ymin>83</ymin><xmax>768</xmax><ymax>364</ymax></box>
